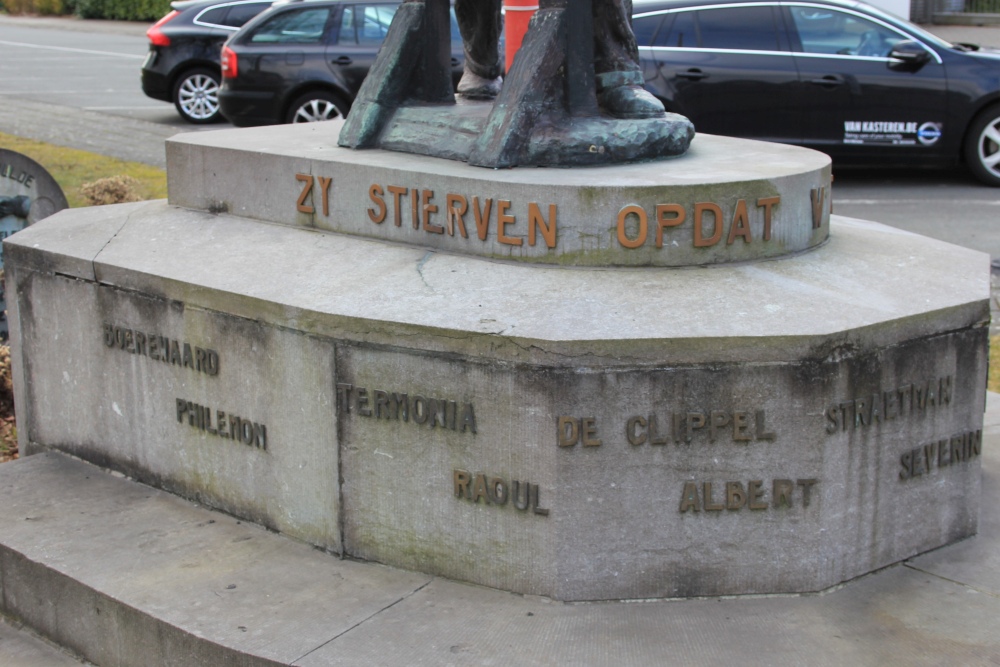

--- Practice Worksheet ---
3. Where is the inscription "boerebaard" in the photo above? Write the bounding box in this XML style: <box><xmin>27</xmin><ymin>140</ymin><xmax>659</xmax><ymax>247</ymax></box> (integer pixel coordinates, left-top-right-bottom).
<box><xmin>103</xmin><ymin>323</ymin><xmax>219</xmax><ymax>377</ymax></box>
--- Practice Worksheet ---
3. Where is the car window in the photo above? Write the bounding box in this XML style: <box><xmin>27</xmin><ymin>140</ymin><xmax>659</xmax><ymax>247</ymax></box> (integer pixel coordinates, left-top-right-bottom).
<box><xmin>697</xmin><ymin>6</ymin><xmax>779</xmax><ymax>51</ymax></box>
<box><xmin>632</xmin><ymin>14</ymin><xmax>666</xmax><ymax>46</ymax></box>
<box><xmin>221</xmin><ymin>2</ymin><xmax>270</xmax><ymax>28</ymax></box>
<box><xmin>196</xmin><ymin>5</ymin><xmax>228</xmax><ymax>26</ymax></box>
<box><xmin>249</xmin><ymin>7</ymin><xmax>331</xmax><ymax>43</ymax></box>
<box><xmin>339</xmin><ymin>4</ymin><xmax>397</xmax><ymax>45</ymax></box>
<box><xmin>788</xmin><ymin>6</ymin><xmax>904</xmax><ymax>57</ymax></box>
<box><xmin>656</xmin><ymin>10</ymin><xmax>697</xmax><ymax>47</ymax></box>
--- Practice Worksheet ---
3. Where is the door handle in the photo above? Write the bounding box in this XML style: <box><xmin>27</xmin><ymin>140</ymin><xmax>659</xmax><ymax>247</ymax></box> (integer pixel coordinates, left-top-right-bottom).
<box><xmin>331</xmin><ymin>55</ymin><xmax>352</xmax><ymax>65</ymax></box>
<box><xmin>808</xmin><ymin>75</ymin><xmax>844</xmax><ymax>86</ymax></box>
<box><xmin>675</xmin><ymin>68</ymin><xmax>707</xmax><ymax>81</ymax></box>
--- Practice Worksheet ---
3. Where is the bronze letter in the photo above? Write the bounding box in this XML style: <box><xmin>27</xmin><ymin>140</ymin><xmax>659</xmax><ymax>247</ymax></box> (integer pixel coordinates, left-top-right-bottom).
<box><xmin>295</xmin><ymin>173</ymin><xmax>314</xmax><ymax>214</ymax></box>
<box><xmin>616</xmin><ymin>205</ymin><xmax>647</xmax><ymax>249</ymax></box>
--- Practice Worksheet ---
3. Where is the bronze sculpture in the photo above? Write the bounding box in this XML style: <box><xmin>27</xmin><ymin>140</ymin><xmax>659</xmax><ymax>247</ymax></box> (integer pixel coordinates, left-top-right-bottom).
<box><xmin>339</xmin><ymin>0</ymin><xmax>694</xmax><ymax>167</ymax></box>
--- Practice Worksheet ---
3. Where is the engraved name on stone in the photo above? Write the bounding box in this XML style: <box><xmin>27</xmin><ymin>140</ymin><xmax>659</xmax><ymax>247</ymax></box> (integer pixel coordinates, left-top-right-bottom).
<box><xmin>615</xmin><ymin>197</ymin><xmax>780</xmax><ymax>250</ymax></box>
<box><xmin>679</xmin><ymin>479</ymin><xmax>818</xmax><ymax>513</ymax></box>
<box><xmin>336</xmin><ymin>383</ymin><xmax>477</xmax><ymax>433</ymax></box>
<box><xmin>102</xmin><ymin>323</ymin><xmax>220</xmax><ymax>376</ymax></box>
<box><xmin>825</xmin><ymin>375</ymin><xmax>953</xmax><ymax>434</ymax></box>
<box><xmin>899</xmin><ymin>429</ymin><xmax>981</xmax><ymax>481</ymax></box>
<box><xmin>453</xmin><ymin>469</ymin><xmax>549</xmax><ymax>516</ymax></box>
<box><xmin>292</xmin><ymin>173</ymin><xmax>792</xmax><ymax>252</ymax></box>
<box><xmin>558</xmin><ymin>410</ymin><xmax>776</xmax><ymax>448</ymax></box>
<box><xmin>176</xmin><ymin>399</ymin><xmax>267</xmax><ymax>450</ymax></box>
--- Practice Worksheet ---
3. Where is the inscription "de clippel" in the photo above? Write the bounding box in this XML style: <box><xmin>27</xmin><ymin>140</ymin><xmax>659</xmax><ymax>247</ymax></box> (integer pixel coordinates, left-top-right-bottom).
<box><xmin>558</xmin><ymin>409</ymin><xmax>776</xmax><ymax>448</ymax></box>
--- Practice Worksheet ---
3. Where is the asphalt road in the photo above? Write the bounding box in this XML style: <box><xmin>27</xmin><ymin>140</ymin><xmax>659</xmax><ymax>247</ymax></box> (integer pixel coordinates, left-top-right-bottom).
<box><xmin>0</xmin><ymin>15</ymin><xmax>997</xmax><ymax>257</ymax></box>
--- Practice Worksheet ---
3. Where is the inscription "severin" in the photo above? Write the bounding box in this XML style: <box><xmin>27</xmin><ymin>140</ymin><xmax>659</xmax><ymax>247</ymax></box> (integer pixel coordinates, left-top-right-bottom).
<box><xmin>900</xmin><ymin>429</ymin><xmax>981</xmax><ymax>481</ymax></box>
<box><xmin>103</xmin><ymin>323</ymin><xmax>219</xmax><ymax>377</ymax></box>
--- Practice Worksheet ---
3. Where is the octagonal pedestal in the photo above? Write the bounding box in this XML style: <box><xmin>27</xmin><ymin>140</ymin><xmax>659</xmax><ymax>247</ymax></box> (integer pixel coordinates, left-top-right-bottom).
<box><xmin>5</xmin><ymin>126</ymin><xmax>988</xmax><ymax>601</ymax></box>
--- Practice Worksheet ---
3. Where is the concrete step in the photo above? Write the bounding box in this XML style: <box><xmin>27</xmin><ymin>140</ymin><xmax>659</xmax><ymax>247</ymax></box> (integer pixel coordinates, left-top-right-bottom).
<box><xmin>0</xmin><ymin>618</ymin><xmax>89</xmax><ymax>666</ymax></box>
<box><xmin>3</xmin><ymin>417</ymin><xmax>1000</xmax><ymax>666</ymax></box>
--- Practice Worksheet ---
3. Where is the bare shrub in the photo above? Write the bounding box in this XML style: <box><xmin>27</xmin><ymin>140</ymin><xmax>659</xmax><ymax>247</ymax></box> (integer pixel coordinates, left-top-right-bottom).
<box><xmin>80</xmin><ymin>175</ymin><xmax>142</xmax><ymax>206</ymax></box>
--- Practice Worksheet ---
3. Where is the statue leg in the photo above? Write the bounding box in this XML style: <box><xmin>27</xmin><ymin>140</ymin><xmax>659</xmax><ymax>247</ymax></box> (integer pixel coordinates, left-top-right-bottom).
<box><xmin>593</xmin><ymin>0</ymin><xmax>665</xmax><ymax>118</ymax></box>
<box><xmin>455</xmin><ymin>0</ymin><xmax>504</xmax><ymax>98</ymax></box>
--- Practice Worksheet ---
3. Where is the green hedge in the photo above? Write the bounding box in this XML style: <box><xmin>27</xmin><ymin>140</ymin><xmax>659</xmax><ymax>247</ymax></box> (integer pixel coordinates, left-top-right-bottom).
<box><xmin>0</xmin><ymin>0</ymin><xmax>169</xmax><ymax>18</ymax></box>
<box><xmin>76</xmin><ymin>0</ymin><xmax>170</xmax><ymax>20</ymax></box>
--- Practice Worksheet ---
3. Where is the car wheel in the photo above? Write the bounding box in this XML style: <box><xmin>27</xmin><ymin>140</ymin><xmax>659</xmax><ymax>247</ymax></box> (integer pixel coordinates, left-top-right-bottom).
<box><xmin>964</xmin><ymin>104</ymin><xmax>1000</xmax><ymax>187</ymax></box>
<box><xmin>173</xmin><ymin>68</ymin><xmax>222</xmax><ymax>124</ymax></box>
<box><xmin>285</xmin><ymin>91</ymin><xmax>349</xmax><ymax>124</ymax></box>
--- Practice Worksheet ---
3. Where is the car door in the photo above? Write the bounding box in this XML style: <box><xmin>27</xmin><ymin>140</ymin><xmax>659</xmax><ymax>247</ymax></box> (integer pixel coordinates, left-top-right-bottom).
<box><xmin>639</xmin><ymin>3</ymin><xmax>801</xmax><ymax>142</ymax></box>
<box><xmin>237</xmin><ymin>5</ymin><xmax>338</xmax><ymax>98</ymax></box>
<box><xmin>783</xmin><ymin>3</ymin><xmax>949</xmax><ymax>160</ymax></box>
<box><xmin>328</xmin><ymin>3</ymin><xmax>399</xmax><ymax>95</ymax></box>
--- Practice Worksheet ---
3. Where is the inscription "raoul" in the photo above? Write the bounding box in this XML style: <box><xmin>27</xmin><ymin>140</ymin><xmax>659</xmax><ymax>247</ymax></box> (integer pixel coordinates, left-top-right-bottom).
<box><xmin>679</xmin><ymin>479</ymin><xmax>818</xmax><ymax>513</ymax></box>
<box><xmin>453</xmin><ymin>469</ymin><xmax>549</xmax><ymax>516</ymax></box>
<box><xmin>337</xmin><ymin>384</ymin><xmax>476</xmax><ymax>433</ymax></box>
<box><xmin>103</xmin><ymin>323</ymin><xmax>219</xmax><ymax>377</ymax></box>
<box><xmin>825</xmin><ymin>376</ymin><xmax>952</xmax><ymax>434</ymax></box>
<box><xmin>900</xmin><ymin>429</ymin><xmax>981</xmax><ymax>481</ymax></box>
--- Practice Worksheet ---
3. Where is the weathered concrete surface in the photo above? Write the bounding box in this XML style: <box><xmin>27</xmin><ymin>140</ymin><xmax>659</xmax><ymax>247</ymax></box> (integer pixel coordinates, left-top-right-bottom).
<box><xmin>167</xmin><ymin>126</ymin><xmax>831</xmax><ymax>266</ymax></box>
<box><xmin>4</xmin><ymin>197</ymin><xmax>989</xmax><ymax>600</ymax></box>
<box><xmin>0</xmin><ymin>400</ymin><xmax>999</xmax><ymax>666</ymax></box>
<box><xmin>0</xmin><ymin>618</ymin><xmax>89</xmax><ymax>666</ymax></box>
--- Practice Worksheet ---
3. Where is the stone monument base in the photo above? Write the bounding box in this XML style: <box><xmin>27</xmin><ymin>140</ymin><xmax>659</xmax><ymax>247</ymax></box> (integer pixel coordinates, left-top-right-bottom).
<box><xmin>4</xmin><ymin>125</ymin><xmax>989</xmax><ymax>602</ymax></box>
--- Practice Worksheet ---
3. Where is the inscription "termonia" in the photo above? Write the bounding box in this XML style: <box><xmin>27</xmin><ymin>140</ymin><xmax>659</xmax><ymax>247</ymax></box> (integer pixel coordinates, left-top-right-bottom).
<box><xmin>337</xmin><ymin>383</ymin><xmax>476</xmax><ymax>433</ymax></box>
<box><xmin>103</xmin><ymin>323</ymin><xmax>219</xmax><ymax>377</ymax></box>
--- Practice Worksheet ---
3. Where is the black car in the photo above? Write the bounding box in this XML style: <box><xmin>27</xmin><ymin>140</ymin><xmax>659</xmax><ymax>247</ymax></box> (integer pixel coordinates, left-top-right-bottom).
<box><xmin>141</xmin><ymin>0</ymin><xmax>274</xmax><ymax>123</ymax></box>
<box><xmin>632</xmin><ymin>0</ymin><xmax>1000</xmax><ymax>185</ymax></box>
<box><xmin>218</xmin><ymin>0</ymin><xmax>464</xmax><ymax>126</ymax></box>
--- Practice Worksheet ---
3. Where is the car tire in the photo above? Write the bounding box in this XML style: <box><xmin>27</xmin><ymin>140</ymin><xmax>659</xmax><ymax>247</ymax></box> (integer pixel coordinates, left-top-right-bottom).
<box><xmin>173</xmin><ymin>68</ymin><xmax>222</xmax><ymax>124</ymax></box>
<box><xmin>285</xmin><ymin>91</ymin><xmax>349</xmax><ymax>124</ymax></box>
<box><xmin>964</xmin><ymin>104</ymin><xmax>1000</xmax><ymax>187</ymax></box>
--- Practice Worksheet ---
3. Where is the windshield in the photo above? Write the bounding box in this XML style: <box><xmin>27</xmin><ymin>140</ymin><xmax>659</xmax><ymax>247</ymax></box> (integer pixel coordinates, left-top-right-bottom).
<box><xmin>854</xmin><ymin>2</ymin><xmax>954</xmax><ymax>49</ymax></box>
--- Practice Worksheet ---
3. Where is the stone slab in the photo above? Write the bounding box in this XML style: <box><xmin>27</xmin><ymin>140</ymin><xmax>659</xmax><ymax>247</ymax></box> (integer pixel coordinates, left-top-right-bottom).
<box><xmin>1</xmin><ymin>422</ymin><xmax>1000</xmax><ymax>666</ymax></box>
<box><xmin>0</xmin><ymin>618</ymin><xmax>87</xmax><ymax>666</ymax></box>
<box><xmin>5</xmin><ymin>204</ymin><xmax>988</xmax><ymax>367</ymax></box>
<box><xmin>166</xmin><ymin>124</ymin><xmax>831</xmax><ymax>267</ymax></box>
<box><xmin>0</xmin><ymin>453</ymin><xmax>431</xmax><ymax>667</ymax></box>
<box><xmin>4</xmin><ymin>201</ymin><xmax>990</xmax><ymax>599</ymax></box>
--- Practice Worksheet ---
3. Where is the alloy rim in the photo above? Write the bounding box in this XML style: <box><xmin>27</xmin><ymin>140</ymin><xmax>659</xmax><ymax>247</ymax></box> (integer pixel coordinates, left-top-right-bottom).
<box><xmin>292</xmin><ymin>100</ymin><xmax>342</xmax><ymax>123</ymax></box>
<box><xmin>979</xmin><ymin>116</ymin><xmax>1000</xmax><ymax>179</ymax></box>
<box><xmin>178</xmin><ymin>74</ymin><xmax>219</xmax><ymax>121</ymax></box>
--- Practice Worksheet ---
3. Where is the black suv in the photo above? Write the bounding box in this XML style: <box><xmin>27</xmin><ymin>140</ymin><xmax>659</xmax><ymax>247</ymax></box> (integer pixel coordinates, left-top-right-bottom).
<box><xmin>218</xmin><ymin>0</ymin><xmax>463</xmax><ymax>126</ymax></box>
<box><xmin>141</xmin><ymin>0</ymin><xmax>273</xmax><ymax>123</ymax></box>
<box><xmin>632</xmin><ymin>0</ymin><xmax>1000</xmax><ymax>185</ymax></box>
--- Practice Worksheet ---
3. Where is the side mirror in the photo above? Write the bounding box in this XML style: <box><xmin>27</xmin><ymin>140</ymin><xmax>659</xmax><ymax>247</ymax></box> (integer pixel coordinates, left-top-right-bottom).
<box><xmin>889</xmin><ymin>40</ymin><xmax>931</xmax><ymax>71</ymax></box>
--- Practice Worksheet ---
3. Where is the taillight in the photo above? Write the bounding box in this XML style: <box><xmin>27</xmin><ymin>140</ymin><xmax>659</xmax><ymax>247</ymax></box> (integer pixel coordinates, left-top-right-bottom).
<box><xmin>221</xmin><ymin>45</ymin><xmax>238</xmax><ymax>79</ymax></box>
<box><xmin>146</xmin><ymin>10</ymin><xmax>178</xmax><ymax>47</ymax></box>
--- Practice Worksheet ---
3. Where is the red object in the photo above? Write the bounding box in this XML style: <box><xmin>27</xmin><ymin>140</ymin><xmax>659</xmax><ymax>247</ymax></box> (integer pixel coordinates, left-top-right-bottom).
<box><xmin>146</xmin><ymin>10</ymin><xmax>178</xmax><ymax>47</ymax></box>
<box><xmin>503</xmin><ymin>0</ymin><xmax>538</xmax><ymax>72</ymax></box>
<box><xmin>221</xmin><ymin>45</ymin><xmax>238</xmax><ymax>78</ymax></box>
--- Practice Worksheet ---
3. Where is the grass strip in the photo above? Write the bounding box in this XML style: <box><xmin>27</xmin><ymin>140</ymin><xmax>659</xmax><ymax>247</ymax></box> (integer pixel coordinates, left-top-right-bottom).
<box><xmin>0</xmin><ymin>131</ymin><xmax>166</xmax><ymax>207</ymax></box>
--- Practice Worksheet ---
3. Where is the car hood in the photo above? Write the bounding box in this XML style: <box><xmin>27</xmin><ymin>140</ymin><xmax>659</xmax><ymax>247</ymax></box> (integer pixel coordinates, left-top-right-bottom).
<box><xmin>961</xmin><ymin>46</ymin><xmax>1000</xmax><ymax>62</ymax></box>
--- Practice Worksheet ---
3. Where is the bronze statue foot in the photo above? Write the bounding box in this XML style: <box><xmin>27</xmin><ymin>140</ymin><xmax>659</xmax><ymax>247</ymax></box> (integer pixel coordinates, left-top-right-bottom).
<box><xmin>598</xmin><ymin>85</ymin><xmax>665</xmax><ymax>119</ymax></box>
<box><xmin>457</xmin><ymin>69</ymin><xmax>503</xmax><ymax>100</ymax></box>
